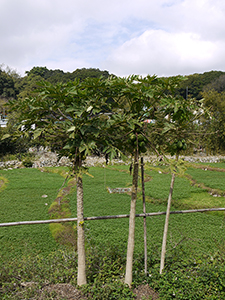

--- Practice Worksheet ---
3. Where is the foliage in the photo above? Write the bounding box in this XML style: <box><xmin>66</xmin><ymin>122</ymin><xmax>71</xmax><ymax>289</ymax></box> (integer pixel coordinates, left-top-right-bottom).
<box><xmin>22</xmin><ymin>157</ymin><xmax>33</xmax><ymax>168</ymax></box>
<box><xmin>24</xmin><ymin>66</ymin><xmax>110</xmax><ymax>85</ymax></box>
<box><xmin>83</xmin><ymin>280</ymin><xmax>135</xmax><ymax>300</ymax></box>
<box><xmin>204</xmin><ymin>74</ymin><xmax>225</xmax><ymax>93</ymax></box>
<box><xmin>200</xmin><ymin>89</ymin><xmax>225</xmax><ymax>153</ymax></box>
<box><xmin>0</xmin><ymin>67</ymin><xmax>17</xmax><ymax>99</ymax></box>
<box><xmin>48</xmin><ymin>172</ymin><xmax>77</xmax><ymax>248</ymax></box>
<box><xmin>175</xmin><ymin>70</ymin><xmax>225</xmax><ymax>100</ymax></box>
<box><xmin>149</xmin><ymin>251</ymin><xmax>225</xmax><ymax>299</ymax></box>
<box><xmin>15</xmin><ymin>73</ymin><xmax>44</xmax><ymax>100</ymax></box>
<box><xmin>0</xmin><ymin>248</ymin><xmax>78</xmax><ymax>299</ymax></box>
<box><xmin>0</xmin><ymin>110</ymin><xmax>40</xmax><ymax>158</ymax></box>
<box><xmin>1</xmin><ymin>241</ymin><xmax>225</xmax><ymax>299</ymax></box>
<box><xmin>155</xmin><ymin>89</ymin><xmax>204</xmax><ymax>156</ymax></box>
<box><xmin>2</xmin><ymin>65</ymin><xmax>225</xmax><ymax>155</ymax></box>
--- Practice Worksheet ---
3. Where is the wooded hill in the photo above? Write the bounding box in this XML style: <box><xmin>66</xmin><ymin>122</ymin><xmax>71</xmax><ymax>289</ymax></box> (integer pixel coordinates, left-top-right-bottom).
<box><xmin>1</xmin><ymin>65</ymin><xmax>225</xmax><ymax>102</ymax></box>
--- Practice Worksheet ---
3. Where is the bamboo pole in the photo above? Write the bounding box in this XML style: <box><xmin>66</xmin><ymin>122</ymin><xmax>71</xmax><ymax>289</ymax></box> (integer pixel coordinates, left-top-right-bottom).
<box><xmin>141</xmin><ymin>157</ymin><xmax>148</xmax><ymax>275</ymax></box>
<box><xmin>0</xmin><ymin>208</ymin><xmax>225</xmax><ymax>227</ymax></box>
<box><xmin>160</xmin><ymin>172</ymin><xmax>175</xmax><ymax>274</ymax></box>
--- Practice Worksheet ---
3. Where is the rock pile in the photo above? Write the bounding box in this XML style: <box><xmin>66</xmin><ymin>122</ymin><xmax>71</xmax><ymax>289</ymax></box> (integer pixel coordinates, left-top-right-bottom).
<box><xmin>32</xmin><ymin>152</ymin><xmax>72</xmax><ymax>168</ymax></box>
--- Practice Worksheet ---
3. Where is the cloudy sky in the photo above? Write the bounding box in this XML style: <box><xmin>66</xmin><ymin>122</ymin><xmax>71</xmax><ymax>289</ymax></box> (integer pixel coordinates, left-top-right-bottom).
<box><xmin>1</xmin><ymin>0</ymin><xmax>225</xmax><ymax>77</ymax></box>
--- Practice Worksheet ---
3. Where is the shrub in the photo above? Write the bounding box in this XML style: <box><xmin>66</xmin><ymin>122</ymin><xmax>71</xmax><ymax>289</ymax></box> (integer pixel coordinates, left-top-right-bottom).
<box><xmin>22</xmin><ymin>158</ymin><xmax>33</xmax><ymax>168</ymax></box>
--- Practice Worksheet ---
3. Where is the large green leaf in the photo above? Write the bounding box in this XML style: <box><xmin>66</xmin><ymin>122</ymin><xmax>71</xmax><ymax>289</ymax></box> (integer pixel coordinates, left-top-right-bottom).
<box><xmin>33</xmin><ymin>128</ymin><xmax>44</xmax><ymax>139</ymax></box>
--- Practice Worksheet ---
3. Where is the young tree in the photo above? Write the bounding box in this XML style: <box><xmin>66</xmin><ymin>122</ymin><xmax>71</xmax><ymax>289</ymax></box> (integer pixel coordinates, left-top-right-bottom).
<box><xmin>106</xmin><ymin>75</ymin><xmax>176</xmax><ymax>286</ymax></box>
<box><xmin>8</xmin><ymin>77</ymin><xmax>110</xmax><ymax>286</ymax></box>
<box><xmin>156</xmin><ymin>83</ymin><xmax>204</xmax><ymax>274</ymax></box>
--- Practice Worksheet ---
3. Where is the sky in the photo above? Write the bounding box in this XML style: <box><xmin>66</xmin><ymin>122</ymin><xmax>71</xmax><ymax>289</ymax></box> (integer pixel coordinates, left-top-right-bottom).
<box><xmin>1</xmin><ymin>0</ymin><xmax>225</xmax><ymax>77</ymax></box>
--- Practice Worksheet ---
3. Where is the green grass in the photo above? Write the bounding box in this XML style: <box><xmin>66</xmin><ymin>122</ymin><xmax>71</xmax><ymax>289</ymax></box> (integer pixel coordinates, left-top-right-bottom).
<box><xmin>187</xmin><ymin>167</ymin><xmax>225</xmax><ymax>190</ymax></box>
<box><xmin>1</xmin><ymin>164</ymin><xmax>225</xmax><ymax>299</ymax></box>
<box><xmin>1</xmin><ymin>165</ymin><xmax>224</xmax><ymax>260</ymax></box>
<box><xmin>198</xmin><ymin>161</ymin><xmax>225</xmax><ymax>169</ymax></box>
<box><xmin>68</xmin><ymin>166</ymin><xmax>225</xmax><ymax>257</ymax></box>
<box><xmin>0</xmin><ymin>168</ymin><xmax>64</xmax><ymax>259</ymax></box>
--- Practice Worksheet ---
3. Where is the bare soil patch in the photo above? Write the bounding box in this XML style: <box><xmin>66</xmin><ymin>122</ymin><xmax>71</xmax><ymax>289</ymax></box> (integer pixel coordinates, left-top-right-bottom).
<box><xmin>26</xmin><ymin>283</ymin><xmax>160</xmax><ymax>299</ymax></box>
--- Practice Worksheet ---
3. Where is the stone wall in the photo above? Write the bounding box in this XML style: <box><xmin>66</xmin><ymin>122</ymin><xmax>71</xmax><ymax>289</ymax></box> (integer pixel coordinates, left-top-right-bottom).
<box><xmin>1</xmin><ymin>150</ymin><xmax>225</xmax><ymax>170</ymax></box>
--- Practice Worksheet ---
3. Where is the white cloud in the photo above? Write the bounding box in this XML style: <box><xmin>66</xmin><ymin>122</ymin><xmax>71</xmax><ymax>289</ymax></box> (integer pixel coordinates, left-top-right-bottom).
<box><xmin>102</xmin><ymin>30</ymin><xmax>223</xmax><ymax>77</ymax></box>
<box><xmin>0</xmin><ymin>0</ymin><xmax>225</xmax><ymax>77</ymax></box>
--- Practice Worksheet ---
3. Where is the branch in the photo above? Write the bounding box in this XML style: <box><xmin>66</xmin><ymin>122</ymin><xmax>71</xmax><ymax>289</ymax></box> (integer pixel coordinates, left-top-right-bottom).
<box><xmin>57</xmin><ymin>108</ymin><xmax>72</xmax><ymax>121</ymax></box>
<box><xmin>141</xmin><ymin>132</ymin><xmax>163</xmax><ymax>160</ymax></box>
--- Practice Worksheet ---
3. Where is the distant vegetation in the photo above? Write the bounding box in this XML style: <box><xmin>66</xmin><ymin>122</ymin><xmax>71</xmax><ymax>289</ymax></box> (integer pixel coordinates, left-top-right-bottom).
<box><xmin>1</xmin><ymin>65</ymin><xmax>225</xmax><ymax>156</ymax></box>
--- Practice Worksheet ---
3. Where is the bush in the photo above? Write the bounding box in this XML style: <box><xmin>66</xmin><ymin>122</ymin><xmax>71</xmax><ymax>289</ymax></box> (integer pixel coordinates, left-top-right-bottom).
<box><xmin>22</xmin><ymin>158</ymin><xmax>33</xmax><ymax>168</ymax></box>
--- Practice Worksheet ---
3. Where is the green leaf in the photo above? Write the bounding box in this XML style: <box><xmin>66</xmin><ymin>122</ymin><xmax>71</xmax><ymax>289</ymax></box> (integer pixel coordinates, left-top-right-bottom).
<box><xmin>33</xmin><ymin>128</ymin><xmax>44</xmax><ymax>139</ymax></box>
<box><xmin>63</xmin><ymin>144</ymin><xmax>71</xmax><ymax>150</ymax></box>
<box><xmin>67</xmin><ymin>126</ymin><xmax>76</xmax><ymax>132</ymax></box>
<box><xmin>162</xmin><ymin>123</ymin><xmax>175</xmax><ymax>134</ymax></box>
<box><xmin>1</xmin><ymin>134</ymin><xmax>10</xmax><ymax>140</ymax></box>
<box><xmin>87</xmin><ymin>105</ymin><xmax>93</xmax><ymax>112</ymax></box>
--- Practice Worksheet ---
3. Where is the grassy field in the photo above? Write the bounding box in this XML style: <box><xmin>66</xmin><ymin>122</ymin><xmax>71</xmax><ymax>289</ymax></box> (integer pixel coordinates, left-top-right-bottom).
<box><xmin>0</xmin><ymin>168</ymin><xmax>64</xmax><ymax>259</ymax></box>
<box><xmin>0</xmin><ymin>162</ymin><xmax>225</xmax><ymax>299</ymax></box>
<box><xmin>80</xmin><ymin>165</ymin><xmax>225</xmax><ymax>256</ymax></box>
<box><xmin>0</xmin><ymin>164</ymin><xmax>224</xmax><ymax>258</ymax></box>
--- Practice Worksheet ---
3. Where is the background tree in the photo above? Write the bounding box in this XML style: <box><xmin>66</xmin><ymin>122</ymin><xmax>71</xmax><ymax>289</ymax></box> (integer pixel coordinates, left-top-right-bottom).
<box><xmin>0</xmin><ymin>68</ymin><xmax>18</xmax><ymax>100</ymax></box>
<box><xmin>25</xmin><ymin>66</ymin><xmax>110</xmax><ymax>84</ymax></box>
<box><xmin>200</xmin><ymin>89</ymin><xmax>225</xmax><ymax>153</ymax></box>
<box><xmin>203</xmin><ymin>74</ymin><xmax>225</xmax><ymax>93</ymax></box>
<box><xmin>175</xmin><ymin>71</ymin><xmax>225</xmax><ymax>100</ymax></box>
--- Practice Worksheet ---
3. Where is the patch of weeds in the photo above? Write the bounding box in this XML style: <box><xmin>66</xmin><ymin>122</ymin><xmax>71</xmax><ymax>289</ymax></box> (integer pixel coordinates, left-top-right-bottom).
<box><xmin>45</xmin><ymin>168</ymin><xmax>77</xmax><ymax>248</ymax></box>
<box><xmin>0</xmin><ymin>176</ymin><xmax>8</xmax><ymax>192</ymax></box>
<box><xmin>0</xmin><ymin>247</ymin><xmax>78</xmax><ymax>299</ymax></box>
<box><xmin>82</xmin><ymin>280</ymin><xmax>135</xmax><ymax>300</ymax></box>
<box><xmin>86</xmin><ymin>244</ymin><xmax>126</xmax><ymax>283</ymax></box>
<box><xmin>1</xmin><ymin>154</ymin><xmax>18</xmax><ymax>162</ymax></box>
<box><xmin>146</xmin><ymin>245</ymin><xmax>225</xmax><ymax>300</ymax></box>
<box><xmin>49</xmin><ymin>223</ymin><xmax>77</xmax><ymax>249</ymax></box>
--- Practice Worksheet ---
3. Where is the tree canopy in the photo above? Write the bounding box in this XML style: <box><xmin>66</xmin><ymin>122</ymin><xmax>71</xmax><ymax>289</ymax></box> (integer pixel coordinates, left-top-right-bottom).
<box><xmin>1</xmin><ymin>64</ymin><xmax>225</xmax><ymax>153</ymax></box>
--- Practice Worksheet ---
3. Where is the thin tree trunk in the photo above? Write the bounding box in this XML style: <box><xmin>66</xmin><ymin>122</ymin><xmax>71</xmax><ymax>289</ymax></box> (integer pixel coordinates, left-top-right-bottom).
<box><xmin>160</xmin><ymin>172</ymin><xmax>176</xmax><ymax>274</ymax></box>
<box><xmin>141</xmin><ymin>157</ymin><xmax>147</xmax><ymax>275</ymax></box>
<box><xmin>77</xmin><ymin>175</ymin><xmax>87</xmax><ymax>286</ymax></box>
<box><xmin>125</xmin><ymin>150</ymin><xmax>139</xmax><ymax>287</ymax></box>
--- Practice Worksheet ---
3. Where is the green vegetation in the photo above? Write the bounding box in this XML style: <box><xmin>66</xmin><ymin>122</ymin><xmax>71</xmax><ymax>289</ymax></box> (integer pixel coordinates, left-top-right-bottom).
<box><xmin>0</xmin><ymin>168</ymin><xmax>63</xmax><ymax>259</ymax></box>
<box><xmin>2</xmin><ymin>65</ymin><xmax>225</xmax><ymax>155</ymax></box>
<box><xmin>0</xmin><ymin>165</ymin><xmax>224</xmax><ymax>298</ymax></box>
<box><xmin>1</xmin><ymin>64</ymin><xmax>225</xmax><ymax>297</ymax></box>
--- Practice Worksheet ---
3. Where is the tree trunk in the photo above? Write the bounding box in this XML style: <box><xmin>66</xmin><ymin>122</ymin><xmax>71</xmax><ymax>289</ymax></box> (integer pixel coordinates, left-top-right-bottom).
<box><xmin>160</xmin><ymin>172</ymin><xmax>176</xmax><ymax>274</ymax></box>
<box><xmin>77</xmin><ymin>175</ymin><xmax>87</xmax><ymax>286</ymax></box>
<box><xmin>141</xmin><ymin>157</ymin><xmax>147</xmax><ymax>275</ymax></box>
<box><xmin>125</xmin><ymin>150</ymin><xmax>139</xmax><ymax>287</ymax></box>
